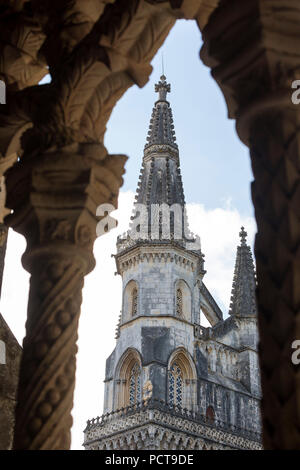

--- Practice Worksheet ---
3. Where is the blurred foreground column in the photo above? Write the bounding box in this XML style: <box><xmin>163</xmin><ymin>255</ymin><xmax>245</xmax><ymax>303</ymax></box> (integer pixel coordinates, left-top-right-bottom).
<box><xmin>6</xmin><ymin>141</ymin><xmax>126</xmax><ymax>449</ymax></box>
<box><xmin>201</xmin><ymin>0</ymin><xmax>300</xmax><ymax>449</ymax></box>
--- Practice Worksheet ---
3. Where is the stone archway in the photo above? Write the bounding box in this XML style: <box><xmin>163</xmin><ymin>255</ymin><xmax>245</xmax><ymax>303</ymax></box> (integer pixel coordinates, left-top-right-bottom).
<box><xmin>0</xmin><ymin>0</ymin><xmax>298</xmax><ymax>450</ymax></box>
<box><xmin>114</xmin><ymin>347</ymin><xmax>142</xmax><ymax>409</ymax></box>
<box><xmin>123</xmin><ymin>279</ymin><xmax>139</xmax><ymax>321</ymax></box>
<box><xmin>167</xmin><ymin>347</ymin><xmax>197</xmax><ymax>410</ymax></box>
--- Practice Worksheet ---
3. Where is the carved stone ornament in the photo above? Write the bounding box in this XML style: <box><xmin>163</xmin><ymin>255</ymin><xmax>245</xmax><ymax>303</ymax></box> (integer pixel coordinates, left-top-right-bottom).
<box><xmin>142</xmin><ymin>380</ymin><xmax>153</xmax><ymax>402</ymax></box>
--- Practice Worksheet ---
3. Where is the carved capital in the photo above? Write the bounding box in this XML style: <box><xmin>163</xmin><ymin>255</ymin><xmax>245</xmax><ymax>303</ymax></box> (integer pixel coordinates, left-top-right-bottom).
<box><xmin>5</xmin><ymin>142</ymin><xmax>126</xmax><ymax>269</ymax></box>
<box><xmin>0</xmin><ymin>5</ymin><xmax>47</xmax><ymax>91</ymax></box>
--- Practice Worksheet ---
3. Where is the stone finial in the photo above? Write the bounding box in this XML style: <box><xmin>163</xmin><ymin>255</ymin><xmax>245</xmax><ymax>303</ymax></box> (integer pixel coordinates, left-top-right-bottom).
<box><xmin>154</xmin><ymin>75</ymin><xmax>170</xmax><ymax>101</ymax></box>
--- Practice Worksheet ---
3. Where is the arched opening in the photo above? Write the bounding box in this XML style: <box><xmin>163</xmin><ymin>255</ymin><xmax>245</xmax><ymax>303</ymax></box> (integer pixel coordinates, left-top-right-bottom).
<box><xmin>0</xmin><ymin>5</ymin><xmax>268</xmax><ymax>450</ymax></box>
<box><xmin>200</xmin><ymin>307</ymin><xmax>212</xmax><ymax>327</ymax></box>
<box><xmin>174</xmin><ymin>280</ymin><xmax>192</xmax><ymax>322</ymax></box>
<box><xmin>167</xmin><ymin>348</ymin><xmax>197</xmax><ymax>410</ymax></box>
<box><xmin>114</xmin><ymin>348</ymin><xmax>142</xmax><ymax>409</ymax></box>
<box><xmin>123</xmin><ymin>280</ymin><xmax>139</xmax><ymax>322</ymax></box>
<box><xmin>206</xmin><ymin>406</ymin><xmax>215</xmax><ymax>423</ymax></box>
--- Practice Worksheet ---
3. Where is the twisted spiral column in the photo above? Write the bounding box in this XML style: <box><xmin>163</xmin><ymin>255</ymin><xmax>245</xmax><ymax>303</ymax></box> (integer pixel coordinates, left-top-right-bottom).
<box><xmin>250</xmin><ymin>110</ymin><xmax>300</xmax><ymax>449</ymax></box>
<box><xmin>14</xmin><ymin>253</ymin><xmax>85</xmax><ymax>449</ymax></box>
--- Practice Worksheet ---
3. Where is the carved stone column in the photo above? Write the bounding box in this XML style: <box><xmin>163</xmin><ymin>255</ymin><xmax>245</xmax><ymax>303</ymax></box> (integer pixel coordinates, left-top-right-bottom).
<box><xmin>0</xmin><ymin>3</ymin><xmax>47</xmax><ymax>294</ymax></box>
<box><xmin>5</xmin><ymin>141</ymin><xmax>126</xmax><ymax>449</ymax></box>
<box><xmin>0</xmin><ymin>0</ymin><xmax>185</xmax><ymax>450</ymax></box>
<box><xmin>201</xmin><ymin>0</ymin><xmax>300</xmax><ymax>449</ymax></box>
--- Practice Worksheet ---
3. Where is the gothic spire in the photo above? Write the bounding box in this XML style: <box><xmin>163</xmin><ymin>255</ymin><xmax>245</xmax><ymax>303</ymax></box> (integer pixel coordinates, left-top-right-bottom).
<box><xmin>229</xmin><ymin>227</ymin><xmax>257</xmax><ymax>317</ymax></box>
<box><xmin>130</xmin><ymin>74</ymin><xmax>184</xmax><ymax>218</ymax></box>
<box><xmin>144</xmin><ymin>75</ymin><xmax>178</xmax><ymax>153</ymax></box>
<box><xmin>144</xmin><ymin>75</ymin><xmax>178</xmax><ymax>156</ymax></box>
<box><xmin>116</xmin><ymin>75</ymin><xmax>203</xmax><ymax>262</ymax></box>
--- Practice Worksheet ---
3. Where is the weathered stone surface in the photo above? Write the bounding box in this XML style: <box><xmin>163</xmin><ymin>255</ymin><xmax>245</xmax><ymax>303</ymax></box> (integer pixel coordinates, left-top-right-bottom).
<box><xmin>201</xmin><ymin>0</ymin><xmax>300</xmax><ymax>449</ymax></box>
<box><xmin>0</xmin><ymin>314</ymin><xmax>22</xmax><ymax>450</ymax></box>
<box><xmin>84</xmin><ymin>402</ymin><xmax>262</xmax><ymax>450</ymax></box>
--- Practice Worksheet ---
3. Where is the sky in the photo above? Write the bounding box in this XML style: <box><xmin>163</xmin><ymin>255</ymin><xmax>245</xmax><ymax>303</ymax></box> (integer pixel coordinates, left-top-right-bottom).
<box><xmin>0</xmin><ymin>20</ymin><xmax>257</xmax><ymax>450</ymax></box>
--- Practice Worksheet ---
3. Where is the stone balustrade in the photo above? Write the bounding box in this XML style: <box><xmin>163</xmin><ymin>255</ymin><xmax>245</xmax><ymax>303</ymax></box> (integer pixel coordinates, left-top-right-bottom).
<box><xmin>85</xmin><ymin>398</ymin><xmax>261</xmax><ymax>445</ymax></box>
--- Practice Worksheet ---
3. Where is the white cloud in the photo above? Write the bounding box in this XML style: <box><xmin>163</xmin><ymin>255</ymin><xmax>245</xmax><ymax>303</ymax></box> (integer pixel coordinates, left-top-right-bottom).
<box><xmin>0</xmin><ymin>230</ymin><xmax>28</xmax><ymax>343</ymax></box>
<box><xmin>0</xmin><ymin>191</ymin><xmax>256</xmax><ymax>450</ymax></box>
<box><xmin>186</xmin><ymin>201</ymin><xmax>256</xmax><ymax>313</ymax></box>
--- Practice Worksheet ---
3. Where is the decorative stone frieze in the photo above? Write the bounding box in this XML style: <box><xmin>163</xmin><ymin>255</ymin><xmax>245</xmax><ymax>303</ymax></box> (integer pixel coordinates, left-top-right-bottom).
<box><xmin>84</xmin><ymin>400</ymin><xmax>262</xmax><ymax>450</ymax></box>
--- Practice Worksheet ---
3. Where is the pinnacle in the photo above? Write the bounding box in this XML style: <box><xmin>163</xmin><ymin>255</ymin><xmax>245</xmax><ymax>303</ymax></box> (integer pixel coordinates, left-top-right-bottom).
<box><xmin>229</xmin><ymin>227</ymin><xmax>257</xmax><ymax>317</ymax></box>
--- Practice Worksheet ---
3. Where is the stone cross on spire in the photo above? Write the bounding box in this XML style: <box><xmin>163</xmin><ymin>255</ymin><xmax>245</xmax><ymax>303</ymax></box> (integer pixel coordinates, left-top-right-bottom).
<box><xmin>144</xmin><ymin>75</ymin><xmax>178</xmax><ymax>152</ymax></box>
<box><xmin>155</xmin><ymin>75</ymin><xmax>170</xmax><ymax>101</ymax></box>
<box><xmin>239</xmin><ymin>226</ymin><xmax>247</xmax><ymax>246</ymax></box>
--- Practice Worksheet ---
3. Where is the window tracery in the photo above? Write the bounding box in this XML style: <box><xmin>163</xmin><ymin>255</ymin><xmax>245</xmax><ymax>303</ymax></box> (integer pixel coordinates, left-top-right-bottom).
<box><xmin>168</xmin><ymin>362</ymin><xmax>183</xmax><ymax>406</ymax></box>
<box><xmin>176</xmin><ymin>288</ymin><xmax>183</xmax><ymax>317</ymax></box>
<box><xmin>129</xmin><ymin>362</ymin><xmax>141</xmax><ymax>405</ymax></box>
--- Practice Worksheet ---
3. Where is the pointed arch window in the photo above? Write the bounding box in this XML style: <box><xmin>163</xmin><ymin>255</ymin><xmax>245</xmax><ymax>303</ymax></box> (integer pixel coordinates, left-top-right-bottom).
<box><xmin>176</xmin><ymin>288</ymin><xmax>183</xmax><ymax>317</ymax></box>
<box><xmin>129</xmin><ymin>362</ymin><xmax>141</xmax><ymax>405</ymax></box>
<box><xmin>206</xmin><ymin>406</ymin><xmax>215</xmax><ymax>423</ymax></box>
<box><xmin>168</xmin><ymin>362</ymin><xmax>183</xmax><ymax>406</ymax></box>
<box><xmin>132</xmin><ymin>287</ymin><xmax>138</xmax><ymax>317</ymax></box>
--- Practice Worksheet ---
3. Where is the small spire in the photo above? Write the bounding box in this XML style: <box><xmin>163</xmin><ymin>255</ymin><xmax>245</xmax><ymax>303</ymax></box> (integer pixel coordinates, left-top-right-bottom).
<box><xmin>239</xmin><ymin>226</ymin><xmax>247</xmax><ymax>246</ymax></box>
<box><xmin>229</xmin><ymin>227</ymin><xmax>257</xmax><ymax>317</ymax></box>
<box><xmin>116</xmin><ymin>74</ymin><xmax>201</xmax><ymax>255</ymax></box>
<box><xmin>155</xmin><ymin>75</ymin><xmax>170</xmax><ymax>101</ymax></box>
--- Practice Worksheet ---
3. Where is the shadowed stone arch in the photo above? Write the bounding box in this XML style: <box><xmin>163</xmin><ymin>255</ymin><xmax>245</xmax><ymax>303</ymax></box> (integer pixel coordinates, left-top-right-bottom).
<box><xmin>206</xmin><ymin>405</ymin><xmax>215</xmax><ymax>423</ymax></box>
<box><xmin>0</xmin><ymin>0</ymin><xmax>298</xmax><ymax>450</ymax></box>
<box><xmin>167</xmin><ymin>347</ymin><xmax>197</xmax><ymax>410</ymax></box>
<box><xmin>114</xmin><ymin>347</ymin><xmax>142</xmax><ymax>409</ymax></box>
<box><xmin>174</xmin><ymin>279</ymin><xmax>192</xmax><ymax>321</ymax></box>
<box><xmin>123</xmin><ymin>279</ymin><xmax>139</xmax><ymax>322</ymax></box>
